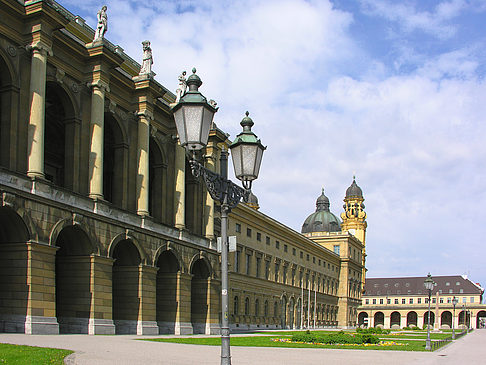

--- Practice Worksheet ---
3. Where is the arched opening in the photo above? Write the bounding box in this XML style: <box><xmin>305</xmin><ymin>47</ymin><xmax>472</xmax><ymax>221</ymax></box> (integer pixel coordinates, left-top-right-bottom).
<box><xmin>103</xmin><ymin>114</ymin><xmax>126</xmax><ymax>207</ymax></box>
<box><xmin>264</xmin><ymin>300</ymin><xmax>269</xmax><ymax>318</ymax></box>
<box><xmin>424</xmin><ymin>311</ymin><xmax>435</xmax><ymax>329</ymax></box>
<box><xmin>281</xmin><ymin>296</ymin><xmax>287</xmax><ymax>328</ymax></box>
<box><xmin>476</xmin><ymin>310</ymin><xmax>486</xmax><ymax>329</ymax></box>
<box><xmin>407</xmin><ymin>311</ymin><xmax>418</xmax><ymax>327</ymax></box>
<box><xmin>288</xmin><ymin>298</ymin><xmax>295</xmax><ymax>329</ymax></box>
<box><xmin>156</xmin><ymin>250</ymin><xmax>180</xmax><ymax>334</ymax></box>
<box><xmin>390</xmin><ymin>311</ymin><xmax>401</xmax><ymax>328</ymax></box>
<box><xmin>295</xmin><ymin>299</ymin><xmax>301</xmax><ymax>328</ymax></box>
<box><xmin>245</xmin><ymin>297</ymin><xmax>250</xmax><ymax>315</ymax></box>
<box><xmin>149</xmin><ymin>138</ymin><xmax>168</xmax><ymax>223</ymax></box>
<box><xmin>0</xmin><ymin>207</ymin><xmax>29</xmax><ymax>333</ymax></box>
<box><xmin>441</xmin><ymin>311</ymin><xmax>452</xmax><ymax>329</ymax></box>
<box><xmin>55</xmin><ymin>225</ymin><xmax>93</xmax><ymax>333</ymax></box>
<box><xmin>191</xmin><ymin>258</ymin><xmax>210</xmax><ymax>334</ymax></box>
<box><xmin>255</xmin><ymin>299</ymin><xmax>260</xmax><ymax>317</ymax></box>
<box><xmin>233</xmin><ymin>296</ymin><xmax>239</xmax><ymax>316</ymax></box>
<box><xmin>374</xmin><ymin>311</ymin><xmax>384</xmax><ymax>327</ymax></box>
<box><xmin>112</xmin><ymin>239</ymin><xmax>141</xmax><ymax>334</ymax></box>
<box><xmin>358</xmin><ymin>312</ymin><xmax>369</xmax><ymax>327</ymax></box>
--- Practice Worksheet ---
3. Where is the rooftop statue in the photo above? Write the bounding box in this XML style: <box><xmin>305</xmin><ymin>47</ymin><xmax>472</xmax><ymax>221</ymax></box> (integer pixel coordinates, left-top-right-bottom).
<box><xmin>139</xmin><ymin>41</ymin><xmax>153</xmax><ymax>76</ymax></box>
<box><xmin>175</xmin><ymin>71</ymin><xmax>187</xmax><ymax>103</ymax></box>
<box><xmin>93</xmin><ymin>5</ymin><xmax>108</xmax><ymax>42</ymax></box>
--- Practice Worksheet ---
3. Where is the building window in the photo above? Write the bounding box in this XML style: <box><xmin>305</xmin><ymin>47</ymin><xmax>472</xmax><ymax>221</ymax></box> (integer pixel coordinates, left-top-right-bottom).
<box><xmin>246</xmin><ymin>254</ymin><xmax>251</xmax><ymax>275</ymax></box>
<box><xmin>276</xmin><ymin>241</ymin><xmax>280</xmax><ymax>249</ymax></box>
<box><xmin>264</xmin><ymin>300</ymin><xmax>269</xmax><ymax>316</ymax></box>
<box><xmin>245</xmin><ymin>297</ymin><xmax>250</xmax><ymax>315</ymax></box>
<box><xmin>266</xmin><ymin>236</ymin><xmax>270</xmax><ymax>245</ymax></box>
<box><xmin>328</xmin><ymin>263</ymin><xmax>330</xmax><ymax>269</ymax></box>
<box><xmin>319</xmin><ymin>259</ymin><xmax>321</xmax><ymax>266</ymax></box>
<box><xmin>274</xmin><ymin>262</ymin><xmax>280</xmax><ymax>282</ymax></box>
<box><xmin>333</xmin><ymin>245</ymin><xmax>340</xmax><ymax>255</ymax></box>
<box><xmin>418</xmin><ymin>298</ymin><xmax>422</xmax><ymax>304</ymax></box>
<box><xmin>291</xmin><ymin>268</ymin><xmax>296</xmax><ymax>286</ymax></box>
<box><xmin>257</xmin><ymin>232</ymin><xmax>261</xmax><ymax>241</ymax></box>
<box><xmin>365</xmin><ymin>299</ymin><xmax>369</xmax><ymax>305</ymax></box>
<box><xmin>300</xmin><ymin>251</ymin><xmax>303</xmax><ymax>259</ymax></box>
<box><xmin>440</xmin><ymin>298</ymin><xmax>443</xmax><ymax>304</ymax></box>
<box><xmin>402</xmin><ymin>299</ymin><xmax>406</xmax><ymax>304</ymax></box>
<box><xmin>255</xmin><ymin>299</ymin><xmax>259</xmax><ymax>316</ymax></box>
<box><xmin>313</xmin><ymin>257</ymin><xmax>316</xmax><ymax>264</ymax></box>
<box><xmin>283</xmin><ymin>266</ymin><xmax>287</xmax><ymax>284</ymax></box>
<box><xmin>274</xmin><ymin>301</ymin><xmax>279</xmax><ymax>316</ymax></box>
<box><xmin>284</xmin><ymin>244</ymin><xmax>288</xmax><ymax>253</ymax></box>
<box><xmin>306</xmin><ymin>254</ymin><xmax>310</xmax><ymax>261</ymax></box>
<box><xmin>471</xmin><ymin>297</ymin><xmax>475</xmax><ymax>303</ymax></box>
<box><xmin>394</xmin><ymin>299</ymin><xmax>399</xmax><ymax>304</ymax></box>
<box><xmin>235</xmin><ymin>223</ymin><xmax>241</xmax><ymax>233</ymax></box>
<box><xmin>387</xmin><ymin>298</ymin><xmax>391</xmax><ymax>304</ymax></box>
<box><xmin>235</xmin><ymin>251</ymin><xmax>240</xmax><ymax>273</ymax></box>
<box><xmin>265</xmin><ymin>261</ymin><xmax>270</xmax><ymax>279</ymax></box>
<box><xmin>233</xmin><ymin>296</ymin><xmax>239</xmax><ymax>314</ymax></box>
<box><xmin>292</xmin><ymin>248</ymin><xmax>296</xmax><ymax>255</ymax></box>
<box><xmin>432</xmin><ymin>298</ymin><xmax>436</xmax><ymax>304</ymax></box>
<box><xmin>256</xmin><ymin>257</ymin><xmax>261</xmax><ymax>278</ymax></box>
<box><xmin>246</xmin><ymin>228</ymin><xmax>252</xmax><ymax>237</ymax></box>
<box><xmin>380</xmin><ymin>299</ymin><xmax>383</xmax><ymax>304</ymax></box>
<box><xmin>447</xmin><ymin>297</ymin><xmax>451</xmax><ymax>303</ymax></box>
<box><xmin>372</xmin><ymin>299</ymin><xmax>376</xmax><ymax>304</ymax></box>
<box><xmin>462</xmin><ymin>297</ymin><xmax>466</xmax><ymax>303</ymax></box>
<box><xmin>409</xmin><ymin>298</ymin><xmax>413</xmax><ymax>304</ymax></box>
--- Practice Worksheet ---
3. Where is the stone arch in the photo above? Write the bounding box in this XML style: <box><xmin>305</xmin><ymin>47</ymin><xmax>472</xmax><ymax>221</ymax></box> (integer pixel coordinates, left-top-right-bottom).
<box><xmin>0</xmin><ymin>206</ymin><xmax>30</xmax><ymax>333</ymax></box>
<box><xmin>390</xmin><ymin>311</ymin><xmax>401</xmax><ymax>328</ymax></box>
<box><xmin>374</xmin><ymin>311</ymin><xmax>384</xmax><ymax>327</ymax></box>
<box><xmin>280</xmin><ymin>294</ymin><xmax>287</xmax><ymax>328</ymax></box>
<box><xmin>44</xmin><ymin>81</ymin><xmax>79</xmax><ymax>189</ymax></box>
<box><xmin>156</xmin><ymin>249</ymin><xmax>181</xmax><ymax>334</ymax></box>
<box><xmin>458</xmin><ymin>310</ymin><xmax>470</xmax><ymax>328</ymax></box>
<box><xmin>111</xmin><ymin>237</ymin><xmax>141</xmax><ymax>334</ymax></box>
<box><xmin>476</xmin><ymin>310</ymin><xmax>486</xmax><ymax>329</ymax></box>
<box><xmin>108</xmin><ymin>233</ymin><xmax>147</xmax><ymax>265</ymax></box>
<box><xmin>103</xmin><ymin>113</ymin><xmax>128</xmax><ymax>208</ymax></box>
<box><xmin>53</xmin><ymin>223</ymin><xmax>94</xmax><ymax>333</ymax></box>
<box><xmin>441</xmin><ymin>310</ymin><xmax>452</xmax><ymax>329</ymax></box>
<box><xmin>188</xmin><ymin>252</ymin><xmax>213</xmax><ymax>279</ymax></box>
<box><xmin>424</xmin><ymin>311</ymin><xmax>435</xmax><ymax>329</ymax></box>
<box><xmin>153</xmin><ymin>244</ymin><xmax>184</xmax><ymax>272</ymax></box>
<box><xmin>190</xmin><ymin>257</ymin><xmax>211</xmax><ymax>334</ymax></box>
<box><xmin>407</xmin><ymin>311</ymin><xmax>418</xmax><ymax>327</ymax></box>
<box><xmin>0</xmin><ymin>48</ymin><xmax>19</xmax><ymax>169</ymax></box>
<box><xmin>358</xmin><ymin>312</ymin><xmax>369</xmax><ymax>327</ymax></box>
<box><xmin>288</xmin><ymin>296</ymin><xmax>295</xmax><ymax>329</ymax></box>
<box><xmin>49</xmin><ymin>218</ymin><xmax>100</xmax><ymax>255</ymax></box>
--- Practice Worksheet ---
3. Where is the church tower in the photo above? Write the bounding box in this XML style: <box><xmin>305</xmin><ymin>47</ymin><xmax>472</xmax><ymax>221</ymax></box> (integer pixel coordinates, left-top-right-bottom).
<box><xmin>341</xmin><ymin>177</ymin><xmax>367</xmax><ymax>289</ymax></box>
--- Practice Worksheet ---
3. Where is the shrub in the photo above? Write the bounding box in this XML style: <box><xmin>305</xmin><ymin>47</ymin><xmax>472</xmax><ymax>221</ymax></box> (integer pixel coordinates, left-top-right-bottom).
<box><xmin>403</xmin><ymin>326</ymin><xmax>411</xmax><ymax>330</ymax></box>
<box><xmin>291</xmin><ymin>332</ymin><xmax>379</xmax><ymax>345</ymax></box>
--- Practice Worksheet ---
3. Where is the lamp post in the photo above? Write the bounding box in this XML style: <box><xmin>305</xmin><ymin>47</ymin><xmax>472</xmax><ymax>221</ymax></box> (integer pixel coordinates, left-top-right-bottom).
<box><xmin>171</xmin><ymin>68</ymin><xmax>266</xmax><ymax>365</ymax></box>
<box><xmin>424</xmin><ymin>273</ymin><xmax>435</xmax><ymax>351</ymax></box>
<box><xmin>452</xmin><ymin>296</ymin><xmax>458</xmax><ymax>339</ymax></box>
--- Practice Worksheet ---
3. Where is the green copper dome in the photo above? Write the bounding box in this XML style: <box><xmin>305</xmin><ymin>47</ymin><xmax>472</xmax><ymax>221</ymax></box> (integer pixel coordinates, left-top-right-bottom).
<box><xmin>301</xmin><ymin>189</ymin><xmax>341</xmax><ymax>234</ymax></box>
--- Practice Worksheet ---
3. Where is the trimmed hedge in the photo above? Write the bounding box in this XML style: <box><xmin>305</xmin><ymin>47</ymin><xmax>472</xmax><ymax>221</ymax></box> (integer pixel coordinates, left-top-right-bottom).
<box><xmin>356</xmin><ymin>327</ymin><xmax>391</xmax><ymax>335</ymax></box>
<box><xmin>291</xmin><ymin>331</ymin><xmax>379</xmax><ymax>345</ymax></box>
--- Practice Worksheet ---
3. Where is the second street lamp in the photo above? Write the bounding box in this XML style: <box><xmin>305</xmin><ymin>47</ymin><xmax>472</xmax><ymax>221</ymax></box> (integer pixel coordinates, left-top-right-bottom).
<box><xmin>424</xmin><ymin>273</ymin><xmax>435</xmax><ymax>351</ymax></box>
<box><xmin>171</xmin><ymin>68</ymin><xmax>266</xmax><ymax>365</ymax></box>
<box><xmin>452</xmin><ymin>296</ymin><xmax>458</xmax><ymax>339</ymax></box>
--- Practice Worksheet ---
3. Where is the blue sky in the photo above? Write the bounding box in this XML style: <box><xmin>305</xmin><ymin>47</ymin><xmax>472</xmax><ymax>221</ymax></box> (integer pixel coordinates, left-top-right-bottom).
<box><xmin>60</xmin><ymin>0</ymin><xmax>486</xmax><ymax>298</ymax></box>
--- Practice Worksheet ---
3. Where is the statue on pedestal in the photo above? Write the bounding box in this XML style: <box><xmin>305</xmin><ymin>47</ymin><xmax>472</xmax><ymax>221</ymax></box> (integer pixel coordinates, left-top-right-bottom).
<box><xmin>139</xmin><ymin>41</ymin><xmax>153</xmax><ymax>76</ymax></box>
<box><xmin>93</xmin><ymin>6</ymin><xmax>108</xmax><ymax>42</ymax></box>
<box><xmin>175</xmin><ymin>71</ymin><xmax>187</xmax><ymax>103</ymax></box>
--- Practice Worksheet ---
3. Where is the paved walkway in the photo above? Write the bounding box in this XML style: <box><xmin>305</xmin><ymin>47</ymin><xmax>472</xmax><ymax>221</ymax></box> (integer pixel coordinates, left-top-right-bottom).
<box><xmin>1</xmin><ymin>330</ymin><xmax>485</xmax><ymax>364</ymax></box>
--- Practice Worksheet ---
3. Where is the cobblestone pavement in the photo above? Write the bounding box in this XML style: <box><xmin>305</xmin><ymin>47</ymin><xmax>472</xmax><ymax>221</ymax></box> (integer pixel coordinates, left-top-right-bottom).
<box><xmin>1</xmin><ymin>329</ymin><xmax>485</xmax><ymax>364</ymax></box>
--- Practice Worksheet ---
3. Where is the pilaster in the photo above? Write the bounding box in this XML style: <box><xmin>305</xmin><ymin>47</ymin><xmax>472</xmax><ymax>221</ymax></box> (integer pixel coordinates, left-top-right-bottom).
<box><xmin>175</xmin><ymin>272</ymin><xmax>193</xmax><ymax>334</ymax></box>
<box><xmin>137</xmin><ymin>265</ymin><xmax>158</xmax><ymax>335</ymax></box>
<box><xmin>89</xmin><ymin>255</ymin><xmax>115</xmax><ymax>335</ymax></box>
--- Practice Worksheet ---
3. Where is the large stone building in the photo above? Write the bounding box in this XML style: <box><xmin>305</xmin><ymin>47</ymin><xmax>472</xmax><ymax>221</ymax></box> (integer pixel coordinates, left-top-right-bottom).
<box><xmin>0</xmin><ymin>0</ymin><xmax>367</xmax><ymax>335</ymax></box>
<box><xmin>358</xmin><ymin>275</ymin><xmax>486</xmax><ymax>330</ymax></box>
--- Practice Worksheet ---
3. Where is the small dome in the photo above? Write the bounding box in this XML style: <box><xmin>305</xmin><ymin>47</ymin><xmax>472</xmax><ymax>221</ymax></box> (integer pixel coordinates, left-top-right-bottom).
<box><xmin>301</xmin><ymin>189</ymin><xmax>341</xmax><ymax>234</ymax></box>
<box><xmin>345</xmin><ymin>177</ymin><xmax>363</xmax><ymax>199</ymax></box>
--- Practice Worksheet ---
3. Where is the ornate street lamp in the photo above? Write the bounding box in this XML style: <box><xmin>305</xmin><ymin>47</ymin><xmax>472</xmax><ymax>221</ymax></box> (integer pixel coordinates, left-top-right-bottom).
<box><xmin>452</xmin><ymin>296</ymin><xmax>458</xmax><ymax>339</ymax></box>
<box><xmin>424</xmin><ymin>273</ymin><xmax>435</xmax><ymax>351</ymax></box>
<box><xmin>171</xmin><ymin>69</ymin><xmax>265</xmax><ymax>365</ymax></box>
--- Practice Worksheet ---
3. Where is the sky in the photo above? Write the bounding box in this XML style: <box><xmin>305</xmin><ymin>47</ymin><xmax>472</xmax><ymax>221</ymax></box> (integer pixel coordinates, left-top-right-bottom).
<box><xmin>59</xmin><ymin>0</ymin><xmax>486</xmax><ymax>298</ymax></box>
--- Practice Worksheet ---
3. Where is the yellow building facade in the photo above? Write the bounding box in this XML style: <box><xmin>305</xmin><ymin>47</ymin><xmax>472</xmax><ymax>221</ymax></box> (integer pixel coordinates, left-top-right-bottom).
<box><xmin>0</xmin><ymin>0</ymin><xmax>367</xmax><ymax>335</ymax></box>
<box><xmin>358</xmin><ymin>276</ymin><xmax>486</xmax><ymax>330</ymax></box>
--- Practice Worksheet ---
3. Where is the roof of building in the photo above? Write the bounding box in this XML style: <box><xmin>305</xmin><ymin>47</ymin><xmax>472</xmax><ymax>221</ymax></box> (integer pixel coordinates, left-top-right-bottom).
<box><xmin>301</xmin><ymin>189</ymin><xmax>341</xmax><ymax>234</ymax></box>
<box><xmin>364</xmin><ymin>275</ymin><xmax>484</xmax><ymax>297</ymax></box>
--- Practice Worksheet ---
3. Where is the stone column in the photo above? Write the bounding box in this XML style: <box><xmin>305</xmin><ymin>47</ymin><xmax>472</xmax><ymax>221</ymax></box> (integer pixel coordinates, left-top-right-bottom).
<box><xmin>25</xmin><ymin>241</ymin><xmax>59</xmax><ymax>334</ymax></box>
<box><xmin>206</xmin><ymin>278</ymin><xmax>221</xmax><ymax>334</ymax></box>
<box><xmin>175</xmin><ymin>272</ymin><xmax>193</xmax><ymax>334</ymax></box>
<box><xmin>174</xmin><ymin>142</ymin><xmax>186</xmax><ymax>230</ymax></box>
<box><xmin>384</xmin><ymin>313</ymin><xmax>391</xmax><ymax>329</ymax></box>
<box><xmin>26</xmin><ymin>42</ymin><xmax>52</xmax><ymax>179</ymax></box>
<box><xmin>369</xmin><ymin>312</ymin><xmax>374</xmax><ymax>327</ymax></box>
<box><xmin>137</xmin><ymin>265</ymin><xmax>159</xmax><ymax>335</ymax></box>
<box><xmin>136</xmin><ymin>111</ymin><xmax>152</xmax><ymax>216</ymax></box>
<box><xmin>418</xmin><ymin>313</ymin><xmax>424</xmax><ymax>328</ymax></box>
<box><xmin>88</xmin><ymin>80</ymin><xmax>109</xmax><ymax>199</ymax></box>
<box><xmin>89</xmin><ymin>255</ymin><xmax>115</xmax><ymax>335</ymax></box>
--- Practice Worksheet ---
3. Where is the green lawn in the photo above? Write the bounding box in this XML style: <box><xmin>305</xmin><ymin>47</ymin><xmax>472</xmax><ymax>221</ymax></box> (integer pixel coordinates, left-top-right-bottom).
<box><xmin>144</xmin><ymin>329</ymin><xmax>463</xmax><ymax>352</ymax></box>
<box><xmin>0</xmin><ymin>343</ymin><xmax>73</xmax><ymax>364</ymax></box>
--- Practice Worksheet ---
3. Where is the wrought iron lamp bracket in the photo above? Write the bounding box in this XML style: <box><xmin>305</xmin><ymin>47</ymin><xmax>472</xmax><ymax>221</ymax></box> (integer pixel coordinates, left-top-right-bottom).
<box><xmin>189</xmin><ymin>159</ymin><xmax>249</xmax><ymax>209</ymax></box>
